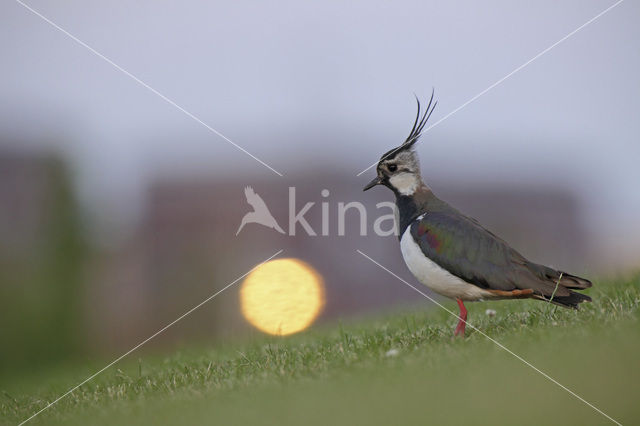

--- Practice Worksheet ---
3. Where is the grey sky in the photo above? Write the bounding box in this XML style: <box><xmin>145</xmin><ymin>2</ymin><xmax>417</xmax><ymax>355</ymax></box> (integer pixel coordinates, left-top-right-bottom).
<box><xmin>1</xmin><ymin>1</ymin><xmax>639</xmax><ymax>257</ymax></box>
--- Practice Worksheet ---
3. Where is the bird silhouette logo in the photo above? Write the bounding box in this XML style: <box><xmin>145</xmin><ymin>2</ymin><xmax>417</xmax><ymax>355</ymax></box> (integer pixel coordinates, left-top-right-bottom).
<box><xmin>236</xmin><ymin>186</ymin><xmax>285</xmax><ymax>235</ymax></box>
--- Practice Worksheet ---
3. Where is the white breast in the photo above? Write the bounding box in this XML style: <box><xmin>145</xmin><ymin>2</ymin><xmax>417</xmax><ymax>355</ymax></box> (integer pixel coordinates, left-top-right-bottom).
<box><xmin>400</xmin><ymin>224</ymin><xmax>493</xmax><ymax>301</ymax></box>
<box><xmin>388</xmin><ymin>173</ymin><xmax>419</xmax><ymax>196</ymax></box>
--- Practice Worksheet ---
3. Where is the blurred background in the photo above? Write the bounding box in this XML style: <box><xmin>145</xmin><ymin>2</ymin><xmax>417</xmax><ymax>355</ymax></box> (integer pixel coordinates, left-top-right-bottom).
<box><xmin>1</xmin><ymin>0</ymin><xmax>638</xmax><ymax>375</ymax></box>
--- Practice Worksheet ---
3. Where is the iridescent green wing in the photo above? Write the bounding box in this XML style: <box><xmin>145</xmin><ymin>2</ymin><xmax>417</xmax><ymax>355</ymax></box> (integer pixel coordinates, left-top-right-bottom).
<box><xmin>410</xmin><ymin>211</ymin><xmax>541</xmax><ymax>292</ymax></box>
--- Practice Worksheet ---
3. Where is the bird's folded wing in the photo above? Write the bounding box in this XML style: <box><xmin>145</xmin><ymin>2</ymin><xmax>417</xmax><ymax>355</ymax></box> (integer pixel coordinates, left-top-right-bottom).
<box><xmin>409</xmin><ymin>211</ymin><xmax>570</xmax><ymax>296</ymax></box>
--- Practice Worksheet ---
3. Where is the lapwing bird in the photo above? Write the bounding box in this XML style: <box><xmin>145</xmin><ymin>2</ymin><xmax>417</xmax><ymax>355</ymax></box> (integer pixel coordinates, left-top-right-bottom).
<box><xmin>363</xmin><ymin>93</ymin><xmax>592</xmax><ymax>336</ymax></box>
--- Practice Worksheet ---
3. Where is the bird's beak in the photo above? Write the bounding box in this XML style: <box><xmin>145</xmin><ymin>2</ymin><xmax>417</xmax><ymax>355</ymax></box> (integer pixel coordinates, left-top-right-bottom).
<box><xmin>363</xmin><ymin>176</ymin><xmax>382</xmax><ymax>191</ymax></box>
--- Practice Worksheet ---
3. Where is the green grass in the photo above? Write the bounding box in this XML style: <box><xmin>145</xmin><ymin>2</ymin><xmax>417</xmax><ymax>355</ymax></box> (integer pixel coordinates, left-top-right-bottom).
<box><xmin>2</xmin><ymin>276</ymin><xmax>639</xmax><ymax>425</ymax></box>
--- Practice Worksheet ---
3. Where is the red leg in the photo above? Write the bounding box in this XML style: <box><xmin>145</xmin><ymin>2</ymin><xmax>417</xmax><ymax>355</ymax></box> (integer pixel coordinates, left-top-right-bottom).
<box><xmin>454</xmin><ymin>298</ymin><xmax>467</xmax><ymax>337</ymax></box>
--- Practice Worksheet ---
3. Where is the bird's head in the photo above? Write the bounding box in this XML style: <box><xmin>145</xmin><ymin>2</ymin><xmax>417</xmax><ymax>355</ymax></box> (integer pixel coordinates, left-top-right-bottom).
<box><xmin>363</xmin><ymin>92</ymin><xmax>437</xmax><ymax>196</ymax></box>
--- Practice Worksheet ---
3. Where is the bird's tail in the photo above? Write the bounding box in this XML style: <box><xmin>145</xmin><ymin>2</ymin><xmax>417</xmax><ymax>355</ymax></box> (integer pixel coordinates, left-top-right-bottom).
<box><xmin>547</xmin><ymin>271</ymin><xmax>592</xmax><ymax>309</ymax></box>
<box><xmin>528</xmin><ymin>264</ymin><xmax>593</xmax><ymax>309</ymax></box>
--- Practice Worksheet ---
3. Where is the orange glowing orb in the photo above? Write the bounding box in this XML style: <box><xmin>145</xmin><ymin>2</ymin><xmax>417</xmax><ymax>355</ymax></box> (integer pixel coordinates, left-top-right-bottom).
<box><xmin>240</xmin><ymin>258</ymin><xmax>325</xmax><ymax>336</ymax></box>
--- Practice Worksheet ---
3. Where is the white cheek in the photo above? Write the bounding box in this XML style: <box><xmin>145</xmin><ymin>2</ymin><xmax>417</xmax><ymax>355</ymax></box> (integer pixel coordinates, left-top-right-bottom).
<box><xmin>389</xmin><ymin>173</ymin><xmax>418</xmax><ymax>195</ymax></box>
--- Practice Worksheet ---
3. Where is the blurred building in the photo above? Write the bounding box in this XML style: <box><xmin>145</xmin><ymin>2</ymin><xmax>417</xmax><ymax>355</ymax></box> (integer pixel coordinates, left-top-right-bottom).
<box><xmin>86</xmin><ymin>173</ymin><xmax>592</xmax><ymax>351</ymax></box>
<box><xmin>0</xmin><ymin>150</ymin><xmax>593</xmax><ymax>357</ymax></box>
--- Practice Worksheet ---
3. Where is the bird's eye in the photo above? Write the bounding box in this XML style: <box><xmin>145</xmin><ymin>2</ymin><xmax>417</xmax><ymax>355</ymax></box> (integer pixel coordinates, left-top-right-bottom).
<box><xmin>388</xmin><ymin>164</ymin><xmax>397</xmax><ymax>172</ymax></box>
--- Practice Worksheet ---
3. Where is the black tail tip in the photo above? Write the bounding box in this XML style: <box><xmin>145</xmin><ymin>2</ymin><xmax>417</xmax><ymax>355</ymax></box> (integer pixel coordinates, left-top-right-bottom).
<box><xmin>551</xmin><ymin>291</ymin><xmax>592</xmax><ymax>309</ymax></box>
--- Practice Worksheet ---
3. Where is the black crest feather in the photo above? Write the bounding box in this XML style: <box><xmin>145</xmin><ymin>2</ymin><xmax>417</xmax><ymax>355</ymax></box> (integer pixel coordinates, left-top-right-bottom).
<box><xmin>380</xmin><ymin>89</ymin><xmax>437</xmax><ymax>162</ymax></box>
<box><xmin>405</xmin><ymin>89</ymin><xmax>437</xmax><ymax>148</ymax></box>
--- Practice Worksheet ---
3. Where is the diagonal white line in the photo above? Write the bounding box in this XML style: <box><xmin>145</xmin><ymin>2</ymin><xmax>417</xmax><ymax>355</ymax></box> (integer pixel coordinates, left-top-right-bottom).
<box><xmin>356</xmin><ymin>249</ymin><xmax>622</xmax><ymax>426</ymax></box>
<box><xmin>14</xmin><ymin>0</ymin><xmax>283</xmax><ymax>177</ymax></box>
<box><xmin>18</xmin><ymin>249</ymin><xmax>284</xmax><ymax>426</ymax></box>
<box><xmin>356</xmin><ymin>0</ymin><xmax>625</xmax><ymax>177</ymax></box>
